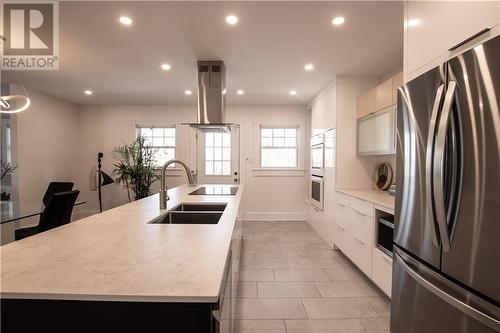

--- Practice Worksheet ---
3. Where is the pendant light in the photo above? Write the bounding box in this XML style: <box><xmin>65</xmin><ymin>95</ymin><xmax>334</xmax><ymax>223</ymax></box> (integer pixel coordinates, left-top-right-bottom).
<box><xmin>0</xmin><ymin>74</ymin><xmax>31</xmax><ymax>114</ymax></box>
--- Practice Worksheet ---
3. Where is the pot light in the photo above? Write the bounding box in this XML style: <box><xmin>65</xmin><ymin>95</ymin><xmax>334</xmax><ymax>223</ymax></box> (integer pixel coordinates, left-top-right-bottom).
<box><xmin>332</xmin><ymin>16</ymin><xmax>345</xmax><ymax>26</ymax></box>
<box><xmin>119</xmin><ymin>16</ymin><xmax>133</xmax><ymax>26</ymax></box>
<box><xmin>304</xmin><ymin>64</ymin><xmax>314</xmax><ymax>71</ymax></box>
<box><xmin>84</xmin><ymin>90</ymin><xmax>93</xmax><ymax>96</ymax></box>
<box><xmin>225</xmin><ymin>15</ymin><xmax>239</xmax><ymax>25</ymax></box>
<box><xmin>237</xmin><ymin>90</ymin><xmax>244</xmax><ymax>95</ymax></box>
<box><xmin>405</xmin><ymin>18</ymin><xmax>421</xmax><ymax>28</ymax></box>
<box><xmin>185</xmin><ymin>90</ymin><xmax>193</xmax><ymax>95</ymax></box>
<box><xmin>161</xmin><ymin>63</ymin><xmax>171</xmax><ymax>71</ymax></box>
<box><xmin>289</xmin><ymin>90</ymin><xmax>297</xmax><ymax>96</ymax></box>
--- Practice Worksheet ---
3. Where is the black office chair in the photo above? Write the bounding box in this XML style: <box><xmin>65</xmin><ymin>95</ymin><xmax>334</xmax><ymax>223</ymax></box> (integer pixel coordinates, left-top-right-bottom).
<box><xmin>42</xmin><ymin>182</ymin><xmax>74</xmax><ymax>207</ymax></box>
<box><xmin>15</xmin><ymin>190</ymin><xmax>80</xmax><ymax>240</ymax></box>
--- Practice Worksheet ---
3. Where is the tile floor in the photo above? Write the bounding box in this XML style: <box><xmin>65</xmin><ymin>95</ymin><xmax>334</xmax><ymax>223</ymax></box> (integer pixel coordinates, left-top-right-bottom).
<box><xmin>235</xmin><ymin>221</ymin><xmax>391</xmax><ymax>333</ymax></box>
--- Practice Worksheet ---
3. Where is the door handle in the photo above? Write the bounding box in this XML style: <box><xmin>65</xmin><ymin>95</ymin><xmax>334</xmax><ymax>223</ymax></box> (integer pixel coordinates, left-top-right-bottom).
<box><xmin>433</xmin><ymin>81</ymin><xmax>457</xmax><ymax>252</ymax></box>
<box><xmin>395</xmin><ymin>251</ymin><xmax>500</xmax><ymax>331</ymax></box>
<box><xmin>425</xmin><ymin>84</ymin><xmax>445</xmax><ymax>248</ymax></box>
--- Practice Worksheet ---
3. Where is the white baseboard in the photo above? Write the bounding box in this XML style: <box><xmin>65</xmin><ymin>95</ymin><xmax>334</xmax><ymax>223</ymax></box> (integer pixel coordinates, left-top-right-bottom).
<box><xmin>242</xmin><ymin>211</ymin><xmax>306</xmax><ymax>221</ymax></box>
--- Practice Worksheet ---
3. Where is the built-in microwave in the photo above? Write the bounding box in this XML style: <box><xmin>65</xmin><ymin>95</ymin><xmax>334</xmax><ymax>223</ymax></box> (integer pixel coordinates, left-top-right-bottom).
<box><xmin>310</xmin><ymin>175</ymin><xmax>324</xmax><ymax>211</ymax></box>
<box><xmin>311</xmin><ymin>134</ymin><xmax>325</xmax><ymax>177</ymax></box>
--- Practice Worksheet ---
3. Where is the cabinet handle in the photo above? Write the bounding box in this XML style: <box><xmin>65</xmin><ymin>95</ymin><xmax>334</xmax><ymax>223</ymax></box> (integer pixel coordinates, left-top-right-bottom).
<box><xmin>354</xmin><ymin>236</ymin><xmax>365</xmax><ymax>246</ymax></box>
<box><xmin>337</xmin><ymin>225</ymin><xmax>345</xmax><ymax>232</ymax></box>
<box><xmin>354</xmin><ymin>209</ymin><xmax>367</xmax><ymax>217</ymax></box>
<box><xmin>338</xmin><ymin>203</ymin><xmax>347</xmax><ymax>208</ymax></box>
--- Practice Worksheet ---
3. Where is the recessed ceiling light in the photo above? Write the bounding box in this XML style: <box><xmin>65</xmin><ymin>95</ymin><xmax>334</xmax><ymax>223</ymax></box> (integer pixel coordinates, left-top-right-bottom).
<box><xmin>119</xmin><ymin>16</ymin><xmax>133</xmax><ymax>26</ymax></box>
<box><xmin>84</xmin><ymin>90</ymin><xmax>93</xmax><ymax>96</ymax></box>
<box><xmin>225</xmin><ymin>15</ymin><xmax>239</xmax><ymax>25</ymax></box>
<box><xmin>405</xmin><ymin>18</ymin><xmax>421</xmax><ymax>28</ymax></box>
<box><xmin>161</xmin><ymin>63</ymin><xmax>171</xmax><ymax>71</ymax></box>
<box><xmin>289</xmin><ymin>90</ymin><xmax>297</xmax><ymax>96</ymax></box>
<box><xmin>332</xmin><ymin>16</ymin><xmax>345</xmax><ymax>26</ymax></box>
<box><xmin>237</xmin><ymin>90</ymin><xmax>244</xmax><ymax>95</ymax></box>
<box><xmin>185</xmin><ymin>89</ymin><xmax>193</xmax><ymax>95</ymax></box>
<box><xmin>304</xmin><ymin>64</ymin><xmax>314</xmax><ymax>71</ymax></box>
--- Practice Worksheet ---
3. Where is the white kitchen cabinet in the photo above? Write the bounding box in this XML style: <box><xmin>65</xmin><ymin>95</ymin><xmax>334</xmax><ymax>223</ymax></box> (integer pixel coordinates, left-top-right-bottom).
<box><xmin>334</xmin><ymin>196</ymin><xmax>374</xmax><ymax>278</ymax></box>
<box><xmin>372</xmin><ymin>249</ymin><xmax>393</xmax><ymax>297</ymax></box>
<box><xmin>406</xmin><ymin>1</ymin><xmax>500</xmax><ymax>77</ymax></box>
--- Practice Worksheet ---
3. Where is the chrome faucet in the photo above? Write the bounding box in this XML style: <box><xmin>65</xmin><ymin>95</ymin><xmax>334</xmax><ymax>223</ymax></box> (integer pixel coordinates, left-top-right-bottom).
<box><xmin>159</xmin><ymin>159</ymin><xmax>195</xmax><ymax>209</ymax></box>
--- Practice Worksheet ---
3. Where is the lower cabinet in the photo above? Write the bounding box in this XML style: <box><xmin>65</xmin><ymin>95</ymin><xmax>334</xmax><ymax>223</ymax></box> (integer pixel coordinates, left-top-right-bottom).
<box><xmin>371</xmin><ymin>248</ymin><xmax>393</xmax><ymax>297</ymax></box>
<box><xmin>334</xmin><ymin>192</ymin><xmax>393</xmax><ymax>297</ymax></box>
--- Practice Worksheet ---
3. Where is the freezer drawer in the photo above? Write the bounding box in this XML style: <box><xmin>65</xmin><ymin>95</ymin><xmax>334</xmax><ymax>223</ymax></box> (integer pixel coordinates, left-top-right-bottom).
<box><xmin>391</xmin><ymin>249</ymin><xmax>500</xmax><ymax>333</ymax></box>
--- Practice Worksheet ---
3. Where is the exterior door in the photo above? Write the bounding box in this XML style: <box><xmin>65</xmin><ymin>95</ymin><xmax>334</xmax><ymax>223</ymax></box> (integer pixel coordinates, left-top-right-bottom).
<box><xmin>196</xmin><ymin>126</ymin><xmax>239</xmax><ymax>184</ymax></box>
<box><xmin>395</xmin><ymin>65</ymin><xmax>445</xmax><ymax>268</ymax></box>
<box><xmin>440</xmin><ymin>35</ymin><xmax>500</xmax><ymax>303</ymax></box>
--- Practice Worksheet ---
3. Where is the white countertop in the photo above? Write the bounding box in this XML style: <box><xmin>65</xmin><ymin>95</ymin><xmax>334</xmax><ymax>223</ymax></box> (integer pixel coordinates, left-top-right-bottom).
<box><xmin>336</xmin><ymin>188</ymin><xmax>395</xmax><ymax>210</ymax></box>
<box><xmin>0</xmin><ymin>184</ymin><xmax>243</xmax><ymax>303</ymax></box>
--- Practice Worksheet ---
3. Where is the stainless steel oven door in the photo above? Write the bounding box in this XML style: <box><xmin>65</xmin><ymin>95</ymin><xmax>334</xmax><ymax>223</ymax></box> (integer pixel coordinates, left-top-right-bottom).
<box><xmin>310</xmin><ymin>176</ymin><xmax>324</xmax><ymax>211</ymax></box>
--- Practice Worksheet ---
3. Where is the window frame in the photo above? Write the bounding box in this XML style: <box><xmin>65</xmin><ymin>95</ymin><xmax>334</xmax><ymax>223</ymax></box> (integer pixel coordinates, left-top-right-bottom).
<box><xmin>135</xmin><ymin>125</ymin><xmax>176</xmax><ymax>168</ymax></box>
<box><xmin>259</xmin><ymin>125</ymin><xmax>300</xmax><ymax>169</ymax></box>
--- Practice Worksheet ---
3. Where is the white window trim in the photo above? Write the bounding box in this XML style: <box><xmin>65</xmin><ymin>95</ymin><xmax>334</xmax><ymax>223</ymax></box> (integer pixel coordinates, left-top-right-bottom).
<box><xmin>253</xmin><ymin>121</ymin><xmax>305</xmax><ymax>176</ymax></box>
<box><xmin>135</xmin><ymin>123</ymin><xmax>177</xmax><ymax>169</ymax></box>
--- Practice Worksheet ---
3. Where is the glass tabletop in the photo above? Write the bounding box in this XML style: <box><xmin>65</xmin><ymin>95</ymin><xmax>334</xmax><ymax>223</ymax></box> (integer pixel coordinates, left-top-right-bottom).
<box><xmin>0</xmin><ymin>201</ymin><xmax>86</xmax><ymax>224</ymax></box>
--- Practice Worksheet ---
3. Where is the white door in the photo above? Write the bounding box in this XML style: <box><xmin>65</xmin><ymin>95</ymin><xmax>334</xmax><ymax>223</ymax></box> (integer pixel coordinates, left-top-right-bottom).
<box><xmin>196</xmin><ymin>126</ymin><xmax>239</xmax><ymax>184</ymax></box>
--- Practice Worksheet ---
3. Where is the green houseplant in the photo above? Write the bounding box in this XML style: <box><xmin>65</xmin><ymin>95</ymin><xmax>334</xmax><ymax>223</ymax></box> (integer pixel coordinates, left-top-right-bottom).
<box><xmin>113</xmin><ymin>136</ymin><xmax>160</xmax><ymax>201</ymax></box>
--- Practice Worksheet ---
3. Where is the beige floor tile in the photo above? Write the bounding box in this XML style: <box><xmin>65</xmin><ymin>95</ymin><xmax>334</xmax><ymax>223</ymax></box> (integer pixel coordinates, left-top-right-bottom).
<box><xmin>277</xmin><ymin>242</ymin><xmax>310</xmax><ymax>250</ymax></box>
<box><xmin>285</xmin><ymin>319</ymin><xmax>365</xmax><ymax>333</ymax></box>
<box><xmin>234</xmin><ymin>320</ymin><xmax>286</xmax><ymax>333</ymax></box>
<box><xmin>242</xmin><ymin>250</ymin><xmax>256</xmax><ymax>259</ymax></box>
<box><xmin>302</xmin><ymin>298</ymin><xmax>377</xmax><ymax>319</ymax></box>
<box><xmin>306</xmin><ymin>242</ymin><xmax>332</xmax><ymax>250</ymax></box>
<box><xmin>274</xmin><ymin>269</ymin><xmax>330</xmax><ymax>282</ymax></box>
<box><xmin>238</xmin><ymin>282</ymin><xmax>258</xmax><ymax>298</ymax></box>
<box><xmin>324</xmin><ymin>268</ymin><xmax>364</xmax><ymax>281</ymax></box>
<box><xmin>239</xmin><ymin>268</ymin><xmax>275</xmax><ymax>281</ymax></box>
<box><xmin>358</xmin><ymin>318</ymin><xmax>391</xmax><ymax>333</ymax></box>
<box><xmin>366</xmin><ymin>297</ymin><xmax>391</xmax><ymax>318</ymax></box>
<box><xmin>241</xmin><ymin>258</ymin><xmax>289</xmax><ymax>269</ymax></box>
<box><xmin>315</xmin><ymin>282</ymin><xmax>379</xmax><ymax>297</ymax></box>
<box><xmin>287</xmin><ymin>258</ymin><xmax>342</xmax><ymax>269</ymax></box>
<box><xmin>254</xmin><ymin>249</ymin><xmax>290</xmax><ymax>259</ymax></box>
<box><xmin>257</xmin><ymin>282</ymin><xmax>320</xmax><ymax>298</ymax></box>
<box><xmin>235</xmin><ymin>298</ymin><xmax>308</xmax><ymax>319</ymax></box>
<box><xmin>293</xmin><ymin>250</ymin><xmax>337</xmax><ymax>258</ymax></box>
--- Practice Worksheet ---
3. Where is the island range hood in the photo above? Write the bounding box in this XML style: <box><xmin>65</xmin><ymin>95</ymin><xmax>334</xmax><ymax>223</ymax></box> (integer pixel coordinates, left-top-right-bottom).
<box><xmin>188</xmin><ymin>60</ymin><xmax>232</xmax><ymax>132</ymax></box>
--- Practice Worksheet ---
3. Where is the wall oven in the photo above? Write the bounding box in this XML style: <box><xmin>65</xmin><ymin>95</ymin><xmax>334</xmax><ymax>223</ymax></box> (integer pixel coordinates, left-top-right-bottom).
<box><xmin>310</xmin><ymin>175</ymin><xmax>324</xmax><ymax>211</ymax></box>
<box><xmin>311</xmin><ymin>133</ymin><xmax>325</xmax><ymax>177</ymax></box>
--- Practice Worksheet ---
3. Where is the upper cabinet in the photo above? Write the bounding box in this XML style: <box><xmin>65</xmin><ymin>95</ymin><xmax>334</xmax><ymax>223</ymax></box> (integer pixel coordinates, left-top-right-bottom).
<box><xmin>405</xmin><ymin>1</ymin><xmax>500</xmax><ymax>80</ymax></box>
<box><xmin>357</xmin><ymin>72</ymin><xmax>402</xmax><ymax>119</ymax></box>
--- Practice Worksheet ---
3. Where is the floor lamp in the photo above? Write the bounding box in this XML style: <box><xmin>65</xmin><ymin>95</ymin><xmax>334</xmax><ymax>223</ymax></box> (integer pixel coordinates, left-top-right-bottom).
<box><xmin>97</xmin><ymin>152</ymin><xmax>114</xmax><ymax>213</ymax></box>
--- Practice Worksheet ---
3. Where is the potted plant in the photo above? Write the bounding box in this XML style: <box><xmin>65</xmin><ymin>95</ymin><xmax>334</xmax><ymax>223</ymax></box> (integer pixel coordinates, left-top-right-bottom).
<box><xmin>0</xmin><ymin>162</ymin><xmax>17</xmax><ymax>201</ymax></box>
<box><xmin>113</xmin><ymin>136</ymin><xmax>160</xmax><ymax>201</ymax></box>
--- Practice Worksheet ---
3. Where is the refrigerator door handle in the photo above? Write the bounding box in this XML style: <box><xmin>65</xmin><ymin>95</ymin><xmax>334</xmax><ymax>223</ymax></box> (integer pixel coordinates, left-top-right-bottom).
<box><xmin>433</xmin><ymin>81</ymin><xmax>457</xmax><ymax>252</ymax></box>
<box><xmin>425</xmin><ymin>84</ymin><xmax>445</xmax><ymax>247</ymax></box>
<box><xmin>395</xmin><ymin>251</ymin><xmax>500</xmax><ymax>331</ymax></box>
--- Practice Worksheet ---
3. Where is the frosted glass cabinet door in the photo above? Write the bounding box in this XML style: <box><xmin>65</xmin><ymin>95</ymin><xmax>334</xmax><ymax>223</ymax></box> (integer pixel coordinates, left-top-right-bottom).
<box><xmin>357</xmin><ymin>108</ymin><xmax>395</xmax><ymax>155</ymax></box>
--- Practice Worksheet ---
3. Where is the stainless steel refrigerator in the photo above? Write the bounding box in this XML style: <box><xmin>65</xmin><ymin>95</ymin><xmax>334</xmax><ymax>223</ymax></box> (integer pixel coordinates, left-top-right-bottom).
<box><xmin>392</xmin><ymin>34</ymin><xmax>500</xmax><ymax>332</ymax></box>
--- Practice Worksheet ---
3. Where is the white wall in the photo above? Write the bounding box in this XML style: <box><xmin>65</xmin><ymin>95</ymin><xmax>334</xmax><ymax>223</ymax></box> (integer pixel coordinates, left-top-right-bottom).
<box><xmin>76</xmin><ymin>104</ymin><xmax>309</xmax><ymax>220</ymax></box>
<box><xmin>14</xmin><ymin>88</ymin><xmax>80</xmax><ymax>203</ymax></box>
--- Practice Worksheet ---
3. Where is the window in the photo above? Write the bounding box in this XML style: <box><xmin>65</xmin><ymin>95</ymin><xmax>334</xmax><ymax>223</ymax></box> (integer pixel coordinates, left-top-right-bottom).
<box><xmin>260</xmin><ymin>127</ymin><xmax>298</xmax><ymax>168</ymax></box>
<box><xmin>205</xmin><ymin>132</ymin><xmax>231</xmax><ymax>175</ymax></box>
<box><xmin>136</xmin><ymin>127</ymin><xmax>175</xmax><ymax>166</ymax></box>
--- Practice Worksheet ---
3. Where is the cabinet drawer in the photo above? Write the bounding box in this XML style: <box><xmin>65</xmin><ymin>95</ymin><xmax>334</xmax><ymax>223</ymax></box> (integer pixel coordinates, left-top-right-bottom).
<box><xmin>350</xmin><ymin>211</ymin><xmax>373</xmax><ymax>247</ymax></box>
<box><xmin>334</xmin><ymin>223</ymin><xmax>350</xmax><ymax>253</ymax></box>
<box><xmin>349</xmin><ymin>233</ymin><xmax>372</xmax><ymax>278</ymax></box>
<box><xmin>372</xmin><ymin>249</ymin><xmax>393</xmax><ymax>297</ymax></box>
<box><xmin>348</xmin><ymin>196</ymin><xmax>374</xmax><ymax>218</ymax></box>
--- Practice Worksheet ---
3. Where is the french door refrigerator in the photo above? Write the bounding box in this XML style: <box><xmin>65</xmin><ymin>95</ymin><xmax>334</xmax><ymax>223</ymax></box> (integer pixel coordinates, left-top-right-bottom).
<box><xmin>392</xmin><ymin>34</ymin><xmax>500</xmax><ymax>332</ymax></box>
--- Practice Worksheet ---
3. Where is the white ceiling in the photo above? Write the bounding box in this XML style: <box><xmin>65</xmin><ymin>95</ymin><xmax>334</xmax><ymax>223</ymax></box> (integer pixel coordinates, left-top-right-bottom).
<box><xmin>2</xmin><ymin>1</ymin><xmax>404</xmax><ymax>106</ymax></box>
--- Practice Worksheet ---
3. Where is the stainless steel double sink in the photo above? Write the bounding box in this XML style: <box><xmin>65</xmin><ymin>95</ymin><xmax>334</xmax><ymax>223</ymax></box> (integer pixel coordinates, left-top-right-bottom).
<box><xmin>149</xmin><ymin>203</ymin><xmax>227</xmax><ymax>225</ymax></box>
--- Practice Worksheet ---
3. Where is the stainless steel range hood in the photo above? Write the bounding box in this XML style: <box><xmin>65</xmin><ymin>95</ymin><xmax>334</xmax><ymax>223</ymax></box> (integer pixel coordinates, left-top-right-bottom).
<box><xmin>188</xmin><ymin>60</ymin><xmax>232</xmax><ymax>132</ymax></box>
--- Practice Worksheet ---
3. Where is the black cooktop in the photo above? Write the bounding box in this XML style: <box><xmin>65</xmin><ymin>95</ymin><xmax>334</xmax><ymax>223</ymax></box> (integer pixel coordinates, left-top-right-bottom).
<box><xmin>189</xmin><ymin>186</ymin><xmax>238</xmax><ymax>196</ymax></box>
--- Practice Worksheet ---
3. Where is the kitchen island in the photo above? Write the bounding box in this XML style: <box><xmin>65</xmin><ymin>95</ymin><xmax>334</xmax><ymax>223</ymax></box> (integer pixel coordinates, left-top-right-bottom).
<box><xmin>1</xmin><ymin>184</ymin><xmax>243</xmax><ymax>332</ymax></box>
